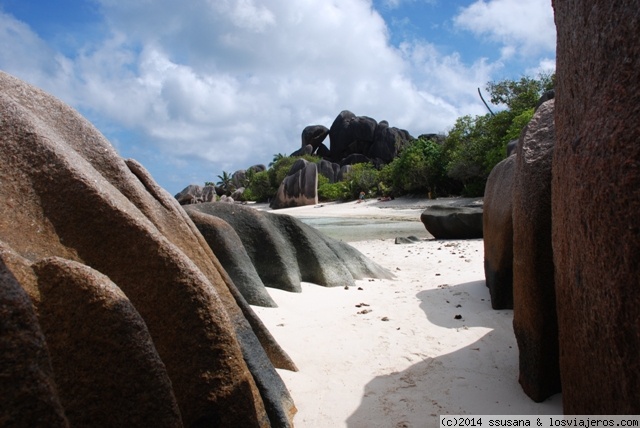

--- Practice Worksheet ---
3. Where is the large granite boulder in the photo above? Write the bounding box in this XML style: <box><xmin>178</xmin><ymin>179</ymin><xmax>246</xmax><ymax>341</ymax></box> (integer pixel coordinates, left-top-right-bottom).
<box><xmin>34</xmin><ymin>257</ymin><xmax>182</xmax><ymax>426</ymax></box>
<box><xmin>483</xmin><ymin>155</ymin><xmax>516</xmax><ymax>310</ymax></box>
<box><xmin>512</xmin><ymin>99</ymin><xmax>560</xmax><ymax>402</ymax></box>
<box><xmin>0</xmin><ymin>71</ymin><xmax>295</xmax><ymax>427</ymax></box>
<box><xmin>185</xmin><ymin>211</ymin><xmax>278</xmax><ymax>308</ymax></box>
<box><xmin>420</xmin><ymin>201</ymin><xmax>483</xmax><ymax>239</ymax></box>
<box><xmin>202</xmin><ymin>184</ymin><xmax>217</xmax><ymax>202</ymax></box>
<box><xmin>369</xmin><ymin>120</ymin><xmax>411</xmax><ymax>164</ymax></box>
<box><xmin>338</xmin><ymin>164</ymin><xmax>353</xmax><ymax>182</ymax></box>
<box><xmin>175</xmin><ymin>184</ymin><xmax>203</xmax><ymax>205</ymax></box>
<box><xmin>329</xmin><ymin>110</ymin><xmax>354</xmax><ymax>160</ymax></box>
<box><xmin>301</xmin><ymin>125</ymin><xmax>329</xmax><ymax>151</ymax></box>
<box><xmin>327</xmin><ymin>110</ymin><xmax>411</xmax><ymax>166</ymax></box>
<box><xmin>0</xmin><ymin>255</ymin><xmax>68</xmax><ymax>427</ymax></box>
<box><xmin>270</xmin><ymin>159</ymin><xmax>318</xmax><ymax>209</ymax></box>
<box><xmin>185</xmin><ymin>203</ymin><xmax>394</xmax><ymax>294</ymax></box>
<box><xmin>328</xmin><ymin>110</ymin><xmax>362</xmax><ymax>161</ymax></box>
<box><xmin>552</xmin><ymin>0</ymin><xmax>640</xmax><ymax>414</ymax></box>
<box><xmin>317</xmin><ymin>159</ymin><xmax>341</xmax><ymax>183</ymax></box>
<box><xmin>289</xmin><ymin>144</ymin><xmax>314</xmax><ymax>158</ymax></box>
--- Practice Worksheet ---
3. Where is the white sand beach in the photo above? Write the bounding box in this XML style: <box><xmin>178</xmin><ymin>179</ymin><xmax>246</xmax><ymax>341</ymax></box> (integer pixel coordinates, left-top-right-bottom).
<box><xmin>251</xmin><ymin>197</ymin><xmax>562</xmax><ymax>428</ymax></box>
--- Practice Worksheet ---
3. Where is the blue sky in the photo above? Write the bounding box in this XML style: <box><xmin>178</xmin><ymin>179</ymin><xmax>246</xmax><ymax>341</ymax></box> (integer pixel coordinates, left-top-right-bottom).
<box><xmin>0</xmin><ymin>0</ymin><xmax>555</xmax><ymax>194</ymax></box>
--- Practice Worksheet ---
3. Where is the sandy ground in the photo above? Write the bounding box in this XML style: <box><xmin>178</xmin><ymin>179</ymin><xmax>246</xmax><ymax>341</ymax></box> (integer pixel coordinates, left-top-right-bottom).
<box><xmin>251</xmin><ymin>197</ymin><xmax>562</xmax><ymax>428</ymax></box>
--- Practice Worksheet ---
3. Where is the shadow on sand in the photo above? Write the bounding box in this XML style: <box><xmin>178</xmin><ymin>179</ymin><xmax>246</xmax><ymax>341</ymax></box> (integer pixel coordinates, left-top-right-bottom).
<box><xmin>346</xmin><ymin>279</ymin><xmax>562</xmax><ymax>428</ymax></box>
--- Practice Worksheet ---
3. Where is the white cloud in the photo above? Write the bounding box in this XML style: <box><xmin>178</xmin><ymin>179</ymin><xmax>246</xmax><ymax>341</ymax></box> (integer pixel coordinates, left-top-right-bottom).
<box><xmin>454</xmin><ymin>0</ymin><xmax>556</xmax><ymax>59</ymax></box>
<box><xmin>0</xmin><ymin>0</ymin><xmax>553</xmax><ymax>192</ymax></box>
<box><xmin>0</xmin><ymin>11</ymin><xmax>76</xmax><ymax>104</ymax></box>
<box><xmin>380</xmin><ymin>0</ymin><xmax>436</xmax><ymax>10</ymax></box>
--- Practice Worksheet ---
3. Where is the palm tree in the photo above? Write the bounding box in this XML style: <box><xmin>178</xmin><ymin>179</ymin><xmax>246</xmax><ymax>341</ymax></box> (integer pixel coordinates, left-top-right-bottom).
<box><xmin>269</xmin><ymin>153</ymin><xmax>286</xmax><ymax>167</ymax></box>
<box><xmin>216</xmin><ymin>171</ymin><xmax>234</xmax><ymax>194</ymax></box>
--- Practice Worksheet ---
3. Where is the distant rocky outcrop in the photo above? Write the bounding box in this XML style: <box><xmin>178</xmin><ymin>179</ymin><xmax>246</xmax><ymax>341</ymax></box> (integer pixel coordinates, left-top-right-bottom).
<box><xmin>0</xmin><ymin>71</ymin><xmax>296</xmax><ymax>427</ymax></box>
<box><xmin>232</xmin><ymin>165</ymin><xmax>267</xmax><ymax>190</ymax></box>
<box><xmin>291</xmin><ymin>111</ymin><xmax>413</xmax><ymax>169</ymax></box>
<box><xmin>185</xmin><ymin>203</ymin><xmax>394</xmax><ymax>294</ymax></box>
<box><xmin>552</xmin><ymin>0</ymin><xmax>640</xmax><ymax>414</ymax></box>
<box><xmin>324</xmin><ymin>110</ymin><xmax>412</xmax><ymax>167</ymax></box>
<box><xmin>512</xmin><ymin>100</ymin><xmax>559</xmax><ymax>402</ymax></box>
<box><xmin>420</xmin><ymin>200</ymin><xmax>483</xmax><ymax>239</ymax></box>
<box><xmin>269</xmin><ymin>159</ymin><xmax>319</xmax><ymax>209</ymax></box>
<box><xmin>301</xmin><ymin>125</ymin><xmax>329</xmax><ymax>151</ymax></box>
<box><xmin>175</xmin><ymin>184</ymin><xmax>217</xmax><ymax>205</ymax></box>
<box><xmin>483</xmin><ymin>155</ymin><xmax>516</xmax><ymax>310</ymax></box>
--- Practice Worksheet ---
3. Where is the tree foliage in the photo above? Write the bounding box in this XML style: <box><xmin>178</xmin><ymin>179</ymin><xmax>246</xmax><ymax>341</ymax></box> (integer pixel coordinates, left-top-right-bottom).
<box><xmin>216</xmin><ymin>171</ymin><xmax>235</xmax><ymax>195</ymax></box>
<box><xmin>442</xmin><ymin>73</ymin><xmax>554</xmax><ymax>196</ymax></box>
<box><xmin>487</xmin><ymin>73</ymin><xmax>554</xmax><ymax>115</ymax></box>
<box><xmin>244</xmin><ymin>170</ymin><xmax>271</xmax><ymax>202</ymax></box>
<box><xmin>385</xmin><ymin>135</ymin><xmax>449</xmax><ymax>196</ymax></box>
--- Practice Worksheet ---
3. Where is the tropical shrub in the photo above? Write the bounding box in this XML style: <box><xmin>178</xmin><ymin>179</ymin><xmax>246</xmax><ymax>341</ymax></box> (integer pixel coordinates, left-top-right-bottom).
<box><xmin>341</xmin><ymin>162</ymin><xmax>380</xmax><ymax>200</ymax></box>
<box><xmin>385</xmin><ymin>135</ymin><xmax>449</xmax><ymax>196</ymax></box>
<box><xmin>317</xmin><ymin>175</ymin><xmax>349</xmax><ymax>201</ymax></box>
<box><xmin>245</xmin><ymin>170</ymin><xmax>272</xmax><ymax>202</ymax></box>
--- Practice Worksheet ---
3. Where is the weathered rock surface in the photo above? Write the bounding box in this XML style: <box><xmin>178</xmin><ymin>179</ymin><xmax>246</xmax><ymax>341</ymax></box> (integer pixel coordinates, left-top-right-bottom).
<box><xmin>0</xmin><ymin>255</ymin><xmax>69</xmax><ymax>427</ymax></box>
<box><xmin>34</xmin><ymin>257</ymin><xmax>183</xmax><ymax>427</ymax></box>
<box><xmin>327</xmin><ymin>110</ymin><xmax>412</xmax><ymax>166</ymax></box>
<box><xmin>175</xmin><ymin>183</ymin><xmax>217</xmax><ymax>204</ymax></box>
<box><xmin>369</xmin><ymin>120</ymin><xmax>411</xmax><ymax>164</ymax></box>
<box><xmin>185</xmin><ymin>203</ymin><xmax>394</xmax><ymax>294</ymax></box>
<box><xmin>420</xmin><ymin>200</ymin><xmax>483</xmax><ymax>239</ymax></box>
<box><xmin>512</xmin><ymin>99</ymin><xmax>560</xmax><ymax>402</ymax></box>
<box><xmin>0</xmin><ymin>71</ymin><xmax>295</xmax><ymax>427</ymax></box>
<box><xmin>186</xmin><ymin>211</ymin><xmax>277</xmax><ymax>308</ymax></box>
<box><xmin>270</xmin><ymin>159</ymin><xmax>319</xmax><ymax>209</ymax></box>
<box><xmin>290</xmin><ymin>144</ymin><xmax>314</xmax><ymax>157</ymax></box>
<box><xmin>175</xmin><ymin>184</ymin><xmax>204</xmax><ymax>205</ymax></box>
<box><xmin>317</xmin><ymin>159</ymin><xmax>341</xmax><ymax>183</ymax></box>
<box><xmin>552</xmin><ymin>0</ymin><xmax>640</xmax><ymax>414</ymax></box>
<box><xmin>301</xmin><ymin>125</ymin><xmax>329</xmax><ymax>150</ymax></box>
<box><xmin>483</xmin><ymin>155</ymin><xmax>516</xmax><ymax>310</ymax></box>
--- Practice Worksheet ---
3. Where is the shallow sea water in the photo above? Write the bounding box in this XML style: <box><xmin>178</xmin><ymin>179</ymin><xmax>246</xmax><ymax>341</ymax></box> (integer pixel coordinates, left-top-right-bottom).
<box><xmin>298</xmin><ymin>217</ymin><xmax>432</xmax><ymax>242</ymax></box>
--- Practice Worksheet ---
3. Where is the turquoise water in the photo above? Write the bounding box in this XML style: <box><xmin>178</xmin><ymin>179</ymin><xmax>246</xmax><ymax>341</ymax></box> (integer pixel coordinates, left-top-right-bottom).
<box><xmin>298</xmin><ymin>217</ymin><xmax>431</xmax><ymax>242</ymax></box>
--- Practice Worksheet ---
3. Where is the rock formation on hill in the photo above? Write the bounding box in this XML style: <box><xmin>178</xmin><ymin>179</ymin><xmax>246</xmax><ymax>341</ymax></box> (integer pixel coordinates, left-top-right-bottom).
<box><xmin>325</xmin><ymin>110</ymin><xmax>412</xmax><ymax>166</ymax></box>
<box><xmin>0</xmin><ymin>71</ymin><xmax>296</xmax><ymax>427</ymax></box>
<box><xmin>552</xmin><ymin>0</ymin><xmax>640</xmax><ymax>414</ymax></box>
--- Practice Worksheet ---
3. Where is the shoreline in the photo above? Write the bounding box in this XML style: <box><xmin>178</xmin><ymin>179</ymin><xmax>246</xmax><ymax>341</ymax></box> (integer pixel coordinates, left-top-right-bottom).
<box><xmin>250</xmin><ymin>196</ymin><xmax>563</xmax><ymax>427</ymax></box>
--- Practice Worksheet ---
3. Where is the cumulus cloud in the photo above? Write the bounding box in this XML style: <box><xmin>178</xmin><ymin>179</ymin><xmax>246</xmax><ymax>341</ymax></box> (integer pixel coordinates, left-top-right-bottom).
<box><xmin>380</xmin><ymin>0</ymin><xmax>436</xmax><ymax>10</ymax></box>
<box><xmin>453</xmin><ymin>0</ymin><xmax>556</xmax><ymax>59</ymax></box>
<box><xmin>0</xmin><ymin>11</ymin><xmax>76</xmax><ymax>103</ymax></box>
<box><xmin>0</xmin><ymin>0</ymin><xmax>555</xmax><ymax>192</ymax></box>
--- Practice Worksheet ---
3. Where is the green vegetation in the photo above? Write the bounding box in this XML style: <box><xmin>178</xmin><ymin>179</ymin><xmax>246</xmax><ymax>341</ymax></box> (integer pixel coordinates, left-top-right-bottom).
<box><xmin>441</xmin><ymin>73</ymin><xmax>553</xmax><ymax>195</ymax></box>
<box><xmin>216</xmin><ymin>171</ymin><xmax>234</xmax><ymax>195</ymax></box>
<box><xmin>211</xmin><ymin>73</ymin><xmax>554</xmax><ymax>202</ymax></box>
<box><xmin>384</xmin><ymin>135</ymin><xmax>448</xmax><ymax>196</ymax></box>
<box><xmin>317</xmin><ymin>175</ymin><xmax>349</xmax><ymax>201</ymax></box>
